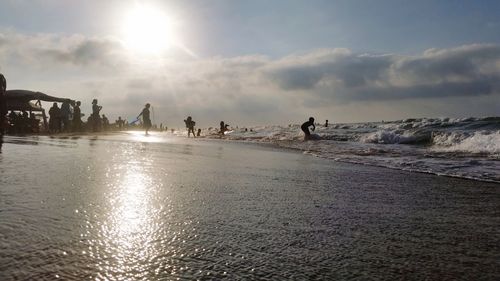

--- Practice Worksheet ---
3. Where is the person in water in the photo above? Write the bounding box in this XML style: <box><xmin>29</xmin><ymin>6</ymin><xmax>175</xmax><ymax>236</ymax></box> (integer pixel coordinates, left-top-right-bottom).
<box><xmin>137</xmin><ymin>103</ymin><xmax>152</xmax><ymax>135</ymax></box>
<box><xmin>219</xmin><ymin>121</ymin><xmax>228</xmax><ymax>135</ymax></box>
<box><xmin>197</xmin><ymin>128</ymin><xmax>201</xmax><ymax>137</ymax></box>
<box><xmin>301</xmin><ymin>117</ymin><xmax>316</xmax><ymax>140</ymax></box>
<box><xmin>325</xmin><ymin>120</ymin><xmax>329</xmax><ymax>127</ymax></box>
<box><xmin>184</xmin><ymin>116</ymin><xmax>196</xmax><ymax>137</ymax></box>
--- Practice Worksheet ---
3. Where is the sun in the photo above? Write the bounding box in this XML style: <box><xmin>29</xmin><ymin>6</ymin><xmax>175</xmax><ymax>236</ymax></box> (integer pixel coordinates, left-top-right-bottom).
<box><xmin>121</xmin><ymin>5</ymin><xmax>173</xmax><ymax>54</ymax></box>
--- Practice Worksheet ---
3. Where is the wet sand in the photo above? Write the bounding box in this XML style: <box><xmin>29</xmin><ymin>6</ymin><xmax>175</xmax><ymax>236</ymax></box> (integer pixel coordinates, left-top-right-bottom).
<box><xmin>0</xmin><ymin>132</ymin><xmax>499</xmax><ymax>280</ymax></box>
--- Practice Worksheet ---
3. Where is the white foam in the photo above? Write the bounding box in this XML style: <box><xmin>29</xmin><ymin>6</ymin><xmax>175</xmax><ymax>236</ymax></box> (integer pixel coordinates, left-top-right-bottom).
<box><xmin>433</xmin><ymin>131</ymin><xmax>500</xmax><ymax>154</ymax></box>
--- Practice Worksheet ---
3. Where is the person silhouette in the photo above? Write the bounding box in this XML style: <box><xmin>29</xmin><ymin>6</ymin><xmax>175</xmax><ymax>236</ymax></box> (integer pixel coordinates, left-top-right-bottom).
<box><xmin>60</xmin><ymin>100</ymin><xmax>71</xmax><ymax>132</ymax></box>
<box><xmin>0</xmin><ymin>73</ymin><xmax>6</xmax><ymax>136</ymax></box>
<box><xmin>137</xmin><ymin>103</ymin><xmax>152</xmax><ymax>135</ymax></box>
<box><xmin>116</xmin><ymin>116</ymin><xmax>124</xmax><ymax>130</ymax></box>
<box><xmin>73</xmin><ymin>101</ymin><xmax>83</xmax><ymax>132</ymax></box>
<box><xmin>301</xmin><ymin>117</ymin><xmax>315</xmax><ymax>140</ymax></box>
<box><xmin>184</xmin><ymin>116</ymin><xmax>196</xmax><ymax>137</ymax></box>
<box><xmin>219</xmin><ymin>121</ymin><xmax>225</xmax><ymax>135</ymax></box>
<box><xmin>48</xmin><ymin>103</ymin><xmax>61</xmax><ymax>133</ymax></box>
<box><xmin>91</xmin><ymin>99</ymin><xmax>102</xmax><ymax>132</ymax></box>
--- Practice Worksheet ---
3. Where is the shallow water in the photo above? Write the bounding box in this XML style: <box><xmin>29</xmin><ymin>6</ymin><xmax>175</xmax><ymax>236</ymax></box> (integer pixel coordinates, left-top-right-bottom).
<box><xmin>0</xmin><ymin>132</ymin><xmax>499</xmax><ymax>280</ymax></box>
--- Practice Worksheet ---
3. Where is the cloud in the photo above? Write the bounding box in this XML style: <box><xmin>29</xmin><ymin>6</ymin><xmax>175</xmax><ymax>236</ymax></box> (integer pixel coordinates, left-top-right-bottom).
<box><xmin>1</xmin><ymin>29</ymin><xmax>499</xmax><ymax>124</ymax></box>
<box><xmin>38</xmin><ymin>38</ymin><xmax>125</xmax><ymax>67</ymax></box>
<box><xmin>267</xmin><ymin>44</ymin><xmax>500</xmax><ymax>103</ymax></box>
<box><xmin>0</xmin><ymin>30</ymin><xmax>128</xmax><ymax>71</ymax></box>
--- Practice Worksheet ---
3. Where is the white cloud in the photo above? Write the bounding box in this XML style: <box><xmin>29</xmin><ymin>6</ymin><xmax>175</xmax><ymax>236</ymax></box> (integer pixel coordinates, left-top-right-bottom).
<box><xmin>1</xmin><ymin>30</ymin><xmax>499</xmax><ymax>125</ymax></box>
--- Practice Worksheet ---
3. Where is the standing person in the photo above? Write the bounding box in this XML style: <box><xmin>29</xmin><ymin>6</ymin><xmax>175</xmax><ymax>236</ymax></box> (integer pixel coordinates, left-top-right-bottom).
<box><xmin>184</xmin><ymin>116</ymin><xmax>196</xmax><ymax>137</ymax></box>
<box><xmin>91</xmin><ymin>99</ymin><xmax>102</xmax><ymax>132</ymax></box>
<box><xmin>48</xmin><ymin>103</ymin><xmax>61</xmax><ymax>134</ymax></box>
<box><xmin>301</xmin><ymin>117</ymin><xmax>315</xmax><ymax>140</ymax></box>
<box><xmin>325</xmin><ymin>120</ymin><xmax>329</xmax><ymax>127</ymax></box>
<box><xmin>60</xmin><ymin>100</ymin><xmax>71</xmax><ymax>132</ymax></box>
<box><xmin>137</xmin><ymin>103</ymin><xmax>152</xmax><ymax>135</ymax></box>
<box><xmin>102</xmin><ymin>114</ymin><xmax>109</xmax><ymax>131</ymax></box>
<box><xmin>73</xmin><ymin>101</ymin><xmax>83</xmax><ymax>132</ymax></box>
<box><xmin>0</xmin><ymin>73</ymin><xmax>6</xmax><ymax>136</ymax></box>
<box><xmin>116</xmin><ymin>116</ymin><xmax>124</xmax><ymax>130</ymax></box>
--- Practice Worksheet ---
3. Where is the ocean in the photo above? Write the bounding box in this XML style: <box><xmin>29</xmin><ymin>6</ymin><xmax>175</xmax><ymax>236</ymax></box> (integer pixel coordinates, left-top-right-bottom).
<box><xmin>196</xmin><ymin>117</ymin><xmax>500</xmax><ymax>183</ymax></box>
<box><xmin>0</xmin><ymin>132</ymin><xmax>498</xmax><ymax>280</ymax></box>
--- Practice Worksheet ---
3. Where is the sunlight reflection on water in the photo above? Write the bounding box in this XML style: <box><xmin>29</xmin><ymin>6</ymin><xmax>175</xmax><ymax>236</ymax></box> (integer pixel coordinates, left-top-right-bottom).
<box><xmin>89</xmin><ymin>144</ymin><xmax>168</xmax><ymax>279</ymax></box>
<box><xmin>125</xmin><ymin>130</ymin><xmax>167</xmax><ymax>143</ymax></box>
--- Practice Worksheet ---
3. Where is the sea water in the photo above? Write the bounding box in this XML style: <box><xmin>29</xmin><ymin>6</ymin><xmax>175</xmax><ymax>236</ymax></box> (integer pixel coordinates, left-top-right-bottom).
<box><xmin>195</xmin><ymin>117</ymin><xmax>500</xmax><ymax>183</ymax></box>
<box><xmin>0</xmin><ymin>133</ymin><xmax>499</xmax><ymax>280</ymax></box>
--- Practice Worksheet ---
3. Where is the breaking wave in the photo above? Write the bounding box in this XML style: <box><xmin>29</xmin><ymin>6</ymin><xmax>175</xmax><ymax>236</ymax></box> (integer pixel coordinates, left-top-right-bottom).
<box><xmin>200</xmin><ymin>117</ymin><xmax>500</xmax><ymax>182</ymax></box>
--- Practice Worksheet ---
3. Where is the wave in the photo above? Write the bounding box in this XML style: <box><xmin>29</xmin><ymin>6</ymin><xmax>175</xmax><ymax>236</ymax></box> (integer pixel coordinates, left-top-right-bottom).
<box><xmin>200</xmin><ymin>116</ymin><xmax>500</xmax><ymax>182</ymax></box>
<box><xmin>361</xmin><ymin>130</ymin><xmax>432</xmax><ymax>144</ymax></box>
<box><xmin>432</xmin><ymin>131</ymin><xmax>500</xmax><ymax>155</ymax></box>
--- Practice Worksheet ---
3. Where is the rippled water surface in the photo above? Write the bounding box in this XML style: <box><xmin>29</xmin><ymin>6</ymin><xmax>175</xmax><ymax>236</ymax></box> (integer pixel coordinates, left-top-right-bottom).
<box><xmin>0</xmin><ymin>132</ymin><xmax>499</xmax><ymax>280</ymax></box>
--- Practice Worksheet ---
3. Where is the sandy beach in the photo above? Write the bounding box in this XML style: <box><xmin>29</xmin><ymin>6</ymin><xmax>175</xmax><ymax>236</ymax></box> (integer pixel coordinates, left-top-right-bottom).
<box><xmin>0</xmin><ymin>132</ymin><xmax>498</xmax><ymax>280</ymax></box>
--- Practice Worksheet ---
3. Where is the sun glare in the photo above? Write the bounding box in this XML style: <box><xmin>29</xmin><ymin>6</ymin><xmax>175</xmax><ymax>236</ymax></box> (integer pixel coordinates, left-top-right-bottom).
<box><xmin>121</xmin><ymin>5</ymin><xmax>173</xmax><ymax>54</ymax></box>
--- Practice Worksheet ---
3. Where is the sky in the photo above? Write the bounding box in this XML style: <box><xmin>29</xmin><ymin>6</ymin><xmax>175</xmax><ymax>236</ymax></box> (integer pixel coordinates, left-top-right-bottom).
<box><xmin>1</xmin><ymin>0</ymin><xmax>499</xmax><ymax>126</ymax></box>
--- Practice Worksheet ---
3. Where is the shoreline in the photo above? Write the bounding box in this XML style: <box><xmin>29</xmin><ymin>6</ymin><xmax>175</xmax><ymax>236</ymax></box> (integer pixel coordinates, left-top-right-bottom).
<box><xmin>2</xmin><ymin>131</ymin><xmax>499</xmax><ymax>185</ymax></box>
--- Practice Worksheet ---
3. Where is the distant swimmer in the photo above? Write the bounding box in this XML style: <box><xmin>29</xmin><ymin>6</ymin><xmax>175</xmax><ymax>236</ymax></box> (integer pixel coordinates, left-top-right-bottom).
<box><xmin>219</xmin><ymin>121</ymin><xmax>225</xmax><ymax>135</ymax></box>
<box><xmin>301</xmin><ymin>117</ymin><xmax>316</xmax><ymax>140</ymax></box>
<box><xmin>325</xmin><ymin>119</ymin><xmax>329</xmax><ymax>127</ymax></box>
<box><xmin>137</xmin><ymin>103</ymin><xmax>152</xmax><ymax>135</ymax></box>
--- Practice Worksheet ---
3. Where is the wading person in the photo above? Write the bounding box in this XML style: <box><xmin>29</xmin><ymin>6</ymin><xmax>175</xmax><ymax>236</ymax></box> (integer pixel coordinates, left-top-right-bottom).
<box><xmin>184</xmin><ymin>116</ymin><xmax>196</xmax><ymax>137</ymax></box>
<box><xmin>301</xmin><ymin>117</ymin><xmax>315</xmax><ymax>140</ymax></box>
<box><xmin>137</xmin><ymin>103</ymin><xmax>152</xmax><ymax>135</ymax></box>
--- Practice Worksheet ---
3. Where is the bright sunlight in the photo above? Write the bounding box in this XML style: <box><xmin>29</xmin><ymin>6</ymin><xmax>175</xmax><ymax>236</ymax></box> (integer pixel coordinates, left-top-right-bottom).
<box><xmin>121</xmin><ymin>5</ymin><xmax>174</xmax><ymax>54</ymax></box>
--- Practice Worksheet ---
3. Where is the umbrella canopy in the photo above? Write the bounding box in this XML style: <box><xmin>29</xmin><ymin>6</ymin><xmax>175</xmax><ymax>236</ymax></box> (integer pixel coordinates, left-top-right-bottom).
<box><xmin>5</xmin><ymin>89</ymin><xmax>75</xmax><ymax>111</ymax></box>
<box><xmin>5</xmin><ymin>100</ymin><xmax>42</xmax><ymax>111</ymax></box>
<box><xmin>5</xmin><ymin>89</ymin><xmax>74</xmax><ymax>103</ymax></box>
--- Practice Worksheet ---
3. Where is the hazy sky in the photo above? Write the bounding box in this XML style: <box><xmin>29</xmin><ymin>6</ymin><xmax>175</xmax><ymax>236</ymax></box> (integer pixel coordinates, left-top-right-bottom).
<box><xmin>1</xmin><ymin>0</ymin><xmax>499</xmax><ymax>126</ymax></box>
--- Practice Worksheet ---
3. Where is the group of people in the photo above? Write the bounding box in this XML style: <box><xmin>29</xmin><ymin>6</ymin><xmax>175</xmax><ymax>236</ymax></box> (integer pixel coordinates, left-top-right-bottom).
<box><xmin>136</xmin><ymin>102</ymin><xmax>321</xmax><ymax>141</ymax></box>
<box><xmin>47</xmin><ymin>100</ymin><xmax>73</xmax><ymax>133</ymax></box>
<box><xmin>6</xmin><ymin>110</ymin><xmax>40</xmax><ymax>134</ymax></box>
<box><xmin>46</xmin><ymin>98</ymin><xmax>107</xmax><ymax>133</ymax></box>
<box><xmin>0</xmin><ymin>70</ymin><xmax>326</xmax><ymax>140</ymax></box>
